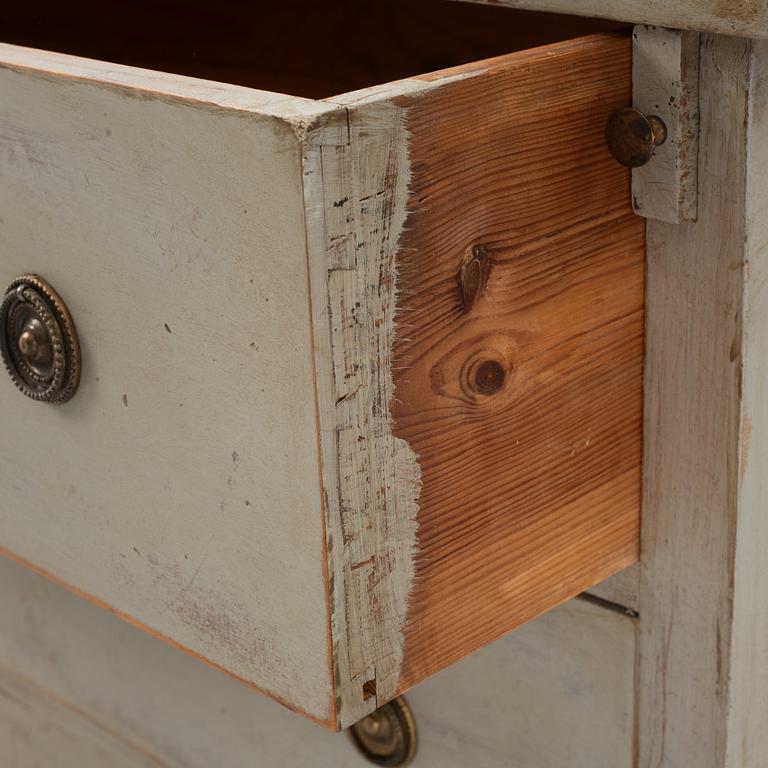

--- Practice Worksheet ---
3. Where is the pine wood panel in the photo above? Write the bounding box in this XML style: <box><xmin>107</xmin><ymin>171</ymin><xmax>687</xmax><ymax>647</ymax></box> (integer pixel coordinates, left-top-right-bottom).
<box><xmin>388</xmin><ymin>35</ymin><xmax>644</xmax><ymax>689</ymax></box>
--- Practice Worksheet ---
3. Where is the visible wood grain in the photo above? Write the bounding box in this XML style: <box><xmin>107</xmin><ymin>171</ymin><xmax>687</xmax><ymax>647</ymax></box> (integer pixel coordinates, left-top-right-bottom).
<box><xmin>0</xmin><ymin>555</ymin><xmax>637</xmax><ymax>768</ymax></box>
<box><xmin>389</xmin><ymin>35</ymin><xmax>643</xmax><ymax>692</ymax></box>
<box><xmin>0</xmin><ymin>44</ymin><xmax>339</xmax><ymax>724</ymax></box>
<box><xmin>638</xmin><ymin>33</ymin><xmax>768</xmax><ymax>768</ymax></box>
<box><xmin>0</xmin><ymin>32</ymin><xmax>644</xmax><ymax>731</ymax></box>
<box><xmin>460</xmin><ymin>0</ymin><xmax>768</xmax><ymax>39</ymax></box>
<box><xmin>632</xmin><ymin>26</ymin><xmax>700</xmax><ymax>223</ymax></box>
<box><xmin>0</xmin><ymin>0</ymin><xmax>625</xmax><ymax>99</ymax></box>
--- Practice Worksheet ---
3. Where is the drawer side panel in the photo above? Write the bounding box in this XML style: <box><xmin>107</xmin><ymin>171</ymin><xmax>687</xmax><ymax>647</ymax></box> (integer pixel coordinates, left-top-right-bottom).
<box><xmin>393</xmin><ymin>33</ymin><xmax>643</xmax><ymax>693</ymax></box>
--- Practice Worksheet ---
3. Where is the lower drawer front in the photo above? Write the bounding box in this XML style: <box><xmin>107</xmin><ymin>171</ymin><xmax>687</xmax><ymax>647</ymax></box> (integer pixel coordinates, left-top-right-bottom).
<box><xmin>0</xmin><ymin>8</ymin><xmax>642</xmax><ymax>727</ymax></box>
<box><xmin>0</xmin><ymin>556</ymin><xmax>635</xmax><ymax>768</ymax></box>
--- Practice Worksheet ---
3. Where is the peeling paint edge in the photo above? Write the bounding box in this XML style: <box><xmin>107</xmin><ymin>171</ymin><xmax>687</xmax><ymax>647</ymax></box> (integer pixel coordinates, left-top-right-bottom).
<box><xmin>301</xmin><ymin>102</ymin><xmax>421</xmax><ymax>730</ymax></box>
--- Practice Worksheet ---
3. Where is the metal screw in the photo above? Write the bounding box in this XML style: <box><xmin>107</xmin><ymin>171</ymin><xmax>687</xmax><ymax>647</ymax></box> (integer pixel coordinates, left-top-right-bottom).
<box><xmin>606</xmin><ymin>107</ymin><xmax>668</xmax><ymax>168</ymax></box>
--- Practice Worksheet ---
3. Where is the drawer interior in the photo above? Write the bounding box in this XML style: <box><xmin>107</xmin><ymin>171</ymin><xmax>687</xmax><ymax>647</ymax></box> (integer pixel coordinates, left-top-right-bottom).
<box><xmin>0</xmin><ymin>0</ymin><xmax>626</xmax><ymax>98</ymax></box>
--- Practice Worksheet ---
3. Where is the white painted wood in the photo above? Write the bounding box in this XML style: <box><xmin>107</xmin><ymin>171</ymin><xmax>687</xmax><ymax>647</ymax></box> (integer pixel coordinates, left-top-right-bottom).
<box><xmin>638</xmin><ymin>33</ymin><xmax>768</xmax><ymax>768</ymax></box>
<box><xmin>632</xmin><ymin>26</ymin><xmax>700</xmax><ymax>223</ymax></box>
<box><xmin>0</xmin><ymin>43</ymin><xmax>340</xmax><ymax>722</ymax></box>
<box><xmin>0</xmin><ymin>555</ymin><xmax>636</xmax><ymax>768</ymax></box>
<box><xmin>725</xmin><ymin>37</ymin><xmax>768</xmax><ymax>768</ymax></box>
<box><xmin>458</xmin><ymin>0</ymin><xmax>768</xmax><ymax>38</ymax></box>
<box><xmin>0</xmin><ymin>667</ymin><xmax>167</xmax><ymax>768</ymax></box>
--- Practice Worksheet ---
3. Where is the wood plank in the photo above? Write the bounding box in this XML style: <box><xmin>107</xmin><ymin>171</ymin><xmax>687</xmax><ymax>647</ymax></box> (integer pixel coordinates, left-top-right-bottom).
<box><xmin>638</xmin><ymin>33</ymin><xmax>768</xmax><ymax>768</ymax></box>
<box><xmin>0</xmin><ymin>667</ymin><xmax>168</xmax><ymax>768</ymax></box>
<box><xmin>459</xmin><ymin>0</ymin><xmax>768</xmax><ymax>39</ymax></box>
<box><xmin>391</xmin><ymin>34</ymin><xmax>643</xmax><ymax>695</ymax></box>
<box><xmin>0</xmin><ymin>554</ymin><xmax>636</xmax><ymax>768</ymax></box>
<box><xmin>0</xmin><ymin>43</ymin><xmax>339</xmax><ymax>724</ymax></box>
<box><xmin>306</xmin><ymin>34</ymin><xmax>643</xmax><ymax>726</ymax></box>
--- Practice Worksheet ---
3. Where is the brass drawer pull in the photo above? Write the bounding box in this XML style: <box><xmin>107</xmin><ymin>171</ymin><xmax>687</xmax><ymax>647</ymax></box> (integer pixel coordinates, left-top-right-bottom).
<box><xmin>0</xmin><ymin>275</ymin><xmax>81</xmax><ymax>403</ymax></box>
<box><xmin>348</xmin><ymin>696</ymin><xmax>417</xmax><ymax>767</ymax></box>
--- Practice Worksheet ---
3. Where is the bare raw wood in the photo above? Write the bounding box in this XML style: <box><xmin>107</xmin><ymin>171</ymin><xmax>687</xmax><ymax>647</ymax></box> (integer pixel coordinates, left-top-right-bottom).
<box><xmin>388</xmin><ymin>34</ymin><xmax>643</xmax><ymax>694</ymax></box>
<box><xmin>638</xmin><ymin>33</ymin><xmax>768</xmax><ymax>768</ymax></box>
<box><xmin>0</xmin><ymin>555</ymin><xmax>637</xmax><ymax>768</ymax></box>
<box><xmin>632</xmin><ymin>26</ymin><xmax>700</xmax><ymax>223</ymax></box>
<box><xmin>303</xmin><ymin>34</ymin><xmax>642</xmax><ymax>728</ymax></box>
<box><xmin>460</xmin><ymin>0</ymin><xmax>768</xmax><ymax>39</ymax></box>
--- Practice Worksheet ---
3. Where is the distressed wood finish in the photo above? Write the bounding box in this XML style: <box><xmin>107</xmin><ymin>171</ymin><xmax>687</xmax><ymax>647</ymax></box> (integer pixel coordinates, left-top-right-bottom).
<box><xmin>0</xmin><ymin>44</ymin><xmax>340</xmax><ymax>724</ymax></box>
<box><xmin>638</xmin><ymin>34</ymin><xmax>768</xmax><ymax>768</ymax></box>
<box><xmin>631</xmin><ymin>26</ymin><xmax>700</xmax><ymax>223</ymax></box>
<box><xmin>0</xmin><ymin>32</ymin><xmax>642</xmax><ymax>729</ymax></box>
<box><xmin>0</xmin><ymin>555</ymin><xmax>637</xmax><ymax>768</ymax></box>
<box><xmin>460</xmin><ymin>0</ymin><xmax>768</xmax><ymax>38</ymax></box>
<box><xmin>305</xmin><ymin>34</ymin><xmax>642</xmax><ymax>726</ymax></box>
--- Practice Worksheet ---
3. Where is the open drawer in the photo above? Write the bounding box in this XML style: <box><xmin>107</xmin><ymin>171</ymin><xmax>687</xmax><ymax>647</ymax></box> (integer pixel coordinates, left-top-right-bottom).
<box><xmin>0</xmin><ymin>0</ymin><xmax>643</xmax><ymax>729</ymax></box>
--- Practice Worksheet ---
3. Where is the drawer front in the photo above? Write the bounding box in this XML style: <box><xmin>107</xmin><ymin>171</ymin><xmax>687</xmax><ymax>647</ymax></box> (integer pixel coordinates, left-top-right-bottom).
<box><xmin>0</xmin><ymin>29</ymin><xmax>642</xmax><ymax>728</ymax></box>
<box><xmin>0</xmin><ymin>555</ymin><xmax>636</xmax><ymax>768</ymax></box>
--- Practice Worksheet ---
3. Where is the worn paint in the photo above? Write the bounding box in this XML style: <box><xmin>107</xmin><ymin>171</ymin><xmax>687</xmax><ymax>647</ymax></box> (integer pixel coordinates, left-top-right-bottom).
<box><xmin>303</xmin><ymin>103</ymin><xmax>421</xmax><ymax>729</ymax></box>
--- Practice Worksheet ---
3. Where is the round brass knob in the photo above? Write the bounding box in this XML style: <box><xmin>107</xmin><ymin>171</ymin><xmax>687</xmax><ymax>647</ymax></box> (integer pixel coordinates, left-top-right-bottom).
<box><xmin>348</xmin><ymin>696</ymin><xmax>417</xmax><ymax>767</ymax></box>
<box><xmin>0</xmin><ymin>275</ymin><xmax>81</xmax><ymax>403</ymax></box>
<box><xmin>606</xmin><ymin>107</ymin><xmax>668</xmax><ymax>168</ymax></box>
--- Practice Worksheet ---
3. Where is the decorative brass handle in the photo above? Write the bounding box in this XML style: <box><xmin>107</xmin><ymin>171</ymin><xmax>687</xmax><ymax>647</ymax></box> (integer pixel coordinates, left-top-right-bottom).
<box><xmin>606</xmin><ymin>107</ymin><xmax>668</xmax><ymax>168</ymax></box>
<box><xmin>348</xmin><ymin>696</ymin><xmax>417</xmax><ymax>767</ymax></box>
<box><xmin>0</xmin><ymin>275</ymin><xmax>81</xmax><ymax>403</ymax></box>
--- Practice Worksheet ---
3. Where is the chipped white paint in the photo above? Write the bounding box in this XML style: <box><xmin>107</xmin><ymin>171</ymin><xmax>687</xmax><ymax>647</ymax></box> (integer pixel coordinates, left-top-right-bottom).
<box><xmin>303</xmin><ymin>100</ymin><xmax>421</xmax><ymax>728</ymax></box>
<box><xmin>639</xmin><ymin>33</ymin><xmax>768</xmax><ymax>768</ymax></box>
<box><xmin>632</xmin><ymin>26</ymin><xmax>700</xmax><ymax>223</ymax></box>
<box><xmin>459</xmin><ymin>0</ymin><xmax>768</xmax><ymax>38</ymax></box>
<box><xmin>0</xmin><ymin>43</ymin><xmax>339</xmax><ymax>723</ymax></box>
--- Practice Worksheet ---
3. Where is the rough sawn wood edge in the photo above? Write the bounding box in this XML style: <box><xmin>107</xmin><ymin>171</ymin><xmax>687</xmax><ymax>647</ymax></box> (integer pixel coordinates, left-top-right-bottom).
<box><xmin>302</xmin><ymin>89</ymin><xmax>424</xmax><ymax>731</ymax></box>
